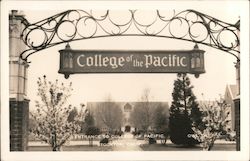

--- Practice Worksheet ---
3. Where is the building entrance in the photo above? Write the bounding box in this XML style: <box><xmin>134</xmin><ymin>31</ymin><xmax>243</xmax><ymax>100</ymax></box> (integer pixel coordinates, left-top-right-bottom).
<box><xmin>125</xmin><ymin>125</ymin><xmax>131</xmax><ymax>132</ymax></box>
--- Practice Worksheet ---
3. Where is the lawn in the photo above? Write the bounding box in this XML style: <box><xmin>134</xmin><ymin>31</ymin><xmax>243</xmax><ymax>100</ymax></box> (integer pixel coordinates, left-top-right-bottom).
<box><xmin>140</xmin><ymin>143</ymin><xmax>236</xmax><ymax>151</ymax></box>
<box><xmin>28</xmin><ymin>143</ymin><xmax>236</xmax><ymax>151</ymax></box>
<box><xmin>27</xmin><ymin>145</ymin><xmax>114</xmax><ymax>151</ymax></box>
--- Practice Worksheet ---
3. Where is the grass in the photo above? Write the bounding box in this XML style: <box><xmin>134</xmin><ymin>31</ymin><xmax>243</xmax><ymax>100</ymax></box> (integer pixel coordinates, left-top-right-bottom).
<box><xmin>27</xmin><ymin>143</ymin><xmax>236</xmax><ymax>151</ymax></box>
<box><xmin>140</xmin><ymin>143</ymin><xmax>236</xmax><ymax>151</ymax></box>
<box><xmin>27</xmin><ymin>145</ymin><xmax>114</xmax><ymax>151</ymax></box>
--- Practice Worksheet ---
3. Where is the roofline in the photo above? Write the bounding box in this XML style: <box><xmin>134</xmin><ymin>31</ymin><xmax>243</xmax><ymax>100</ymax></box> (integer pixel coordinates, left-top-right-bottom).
<box><xmin>226</xmin><ymin>84</ymin><xmax>236</xmax><ymax>99</ymax></box>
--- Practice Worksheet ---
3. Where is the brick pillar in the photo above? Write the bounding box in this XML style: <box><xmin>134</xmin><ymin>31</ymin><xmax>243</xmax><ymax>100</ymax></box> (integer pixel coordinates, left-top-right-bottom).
<box><xmin>234</xmin><ymin>97</ymin><xmax>240</xmax><ymax>151</ymax></box>
<box><xmin>234</xmin><ymin>21</ymin><xmax>240</xmax><ymax>151</ymax></box>
<box><xmin>10</xmin><ymin>99</ymin><xmax>29</xmax><ymax>151</ymax></box>
<box><xmin>9</xmin><ymin>10</ymin><xmax>29</xmax><ymax>151</ymax></box>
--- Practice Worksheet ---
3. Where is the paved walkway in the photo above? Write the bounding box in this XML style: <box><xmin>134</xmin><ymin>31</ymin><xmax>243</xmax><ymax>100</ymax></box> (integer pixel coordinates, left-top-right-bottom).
<box><xmin>28</xmin><ymin>133</ymin><xmax>236</xmax><ymax>150</ymax></box>
<box><xmin>28</xmin><ymin>132</ymin><xmax>146</xmax><ymax>151</ymax></box>
<box><xmin>112</xmin><ymin>132</ymin><xmax>146</xmax><ymax>151</ymax></box>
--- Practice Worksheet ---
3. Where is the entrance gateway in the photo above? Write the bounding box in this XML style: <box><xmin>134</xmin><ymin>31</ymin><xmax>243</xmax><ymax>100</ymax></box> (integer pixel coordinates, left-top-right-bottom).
<box><xmin>8</xmin><ymin>9</ymin><xmax>240</xmax><ymax>151</ymax></box>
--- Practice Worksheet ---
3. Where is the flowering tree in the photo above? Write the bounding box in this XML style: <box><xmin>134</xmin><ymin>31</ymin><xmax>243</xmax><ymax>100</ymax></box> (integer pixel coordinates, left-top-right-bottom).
<box><xmin>30</xmin><ymin>76</ymin><xmax>85</xmax><ymax>151</ymax></box>
<box><xmin>191</xmin><ymin>100</ymin><xmax>230</xmax><ymax>151</ymax></box>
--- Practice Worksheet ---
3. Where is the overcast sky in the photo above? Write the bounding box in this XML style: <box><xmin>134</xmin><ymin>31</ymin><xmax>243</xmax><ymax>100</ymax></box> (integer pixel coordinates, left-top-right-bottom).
<box><xmin>17</xmin><ymin>1</ymin><xmax>242</xmax><ymax>109</ymax></box>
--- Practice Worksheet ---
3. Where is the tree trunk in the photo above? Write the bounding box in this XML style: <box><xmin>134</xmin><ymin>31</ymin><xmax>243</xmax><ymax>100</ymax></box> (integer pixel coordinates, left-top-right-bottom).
<box><xmin>182</xmin><ymin>75</ymin><xmax>187</xmax><ymax>112</ymax></box>
<box><xmin>160</xmin><ymin>138</ymin><xmax>167</xmax><ymax>144</ymax></box>
<box><xmin>52</xmin><ymin>146</ymin><xmax>61</xmax><ymax>151</ymax></box>
<box><xmin>89</xmin><ymin>138</ymin><xmax>93</xmax><ymax>146</ymax></box>
<box><xmin>207</xmin><ymin>137</ymin><xmax>216</xmax><ymax>151</ymax></box>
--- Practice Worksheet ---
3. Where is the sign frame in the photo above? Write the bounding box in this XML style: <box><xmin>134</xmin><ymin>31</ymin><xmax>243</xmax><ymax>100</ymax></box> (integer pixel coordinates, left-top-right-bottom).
<box><xmin>58</xmin><ymin>45</ymin><xmax>205</xmax><ymax>78</ymax></box>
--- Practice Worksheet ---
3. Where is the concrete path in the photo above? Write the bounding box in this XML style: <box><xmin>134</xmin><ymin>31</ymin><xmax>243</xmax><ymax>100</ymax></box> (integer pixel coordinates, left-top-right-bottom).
<box><xmin>112</xmin><ymin>132</ymin><xmax>146</xmax><ymax>151</ymax></box>
<box><xmin>28</xmin><ymin>133</ymin><xmax>147</xmax><ymax>150</ymax></box>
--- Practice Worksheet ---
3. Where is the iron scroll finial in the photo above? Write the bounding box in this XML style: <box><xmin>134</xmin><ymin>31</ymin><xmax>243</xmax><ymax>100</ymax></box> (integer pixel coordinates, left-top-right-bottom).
<box><xmin>65</xmin><ymin>43</ymin><xmax>71</xmax><ymax>49</ymax></box>
<box><xmin>18</xmin><ymin>9</ymin><xmax>240</xmax><ymax>62</ymax></box>
<box><xmin>193</xmin><ymin>43</ymin><xmax>199</xmax><ymax>50</ymax></box>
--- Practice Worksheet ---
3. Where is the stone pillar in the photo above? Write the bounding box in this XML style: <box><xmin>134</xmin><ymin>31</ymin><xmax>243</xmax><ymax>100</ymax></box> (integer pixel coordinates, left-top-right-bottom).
<box><xmin>9</xmin><ymin>10</ymin><xmax>29</xmax><ymax>151</ymax></box>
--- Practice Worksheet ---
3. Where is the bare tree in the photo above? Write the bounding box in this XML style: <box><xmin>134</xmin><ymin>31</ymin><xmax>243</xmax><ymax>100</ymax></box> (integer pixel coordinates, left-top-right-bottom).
<box><xmin>130</xmin><ymin>88</ymin><xmax>154</xmax><ymax>133</ymax></box>
<box><xmin>152</xmin><ymin>103</ymin><xmax>169</xmax><ymax>144</ymax></box>
<box><xmin>95</xmin><ymin>95</ymin><xmax>123</xmax><ymax>133</ymax></box>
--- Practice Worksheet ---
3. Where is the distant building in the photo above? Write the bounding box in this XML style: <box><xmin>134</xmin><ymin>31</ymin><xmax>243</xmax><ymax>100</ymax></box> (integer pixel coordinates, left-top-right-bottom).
<box><xmin>224</xmin><ymin>84</ymin><xmax>238</xmax><ymax>131</ymax></box>
<box><xmin>86</xmin><ymin>102</ymin><xmax>169</xmax><ymax>133</ymax></box>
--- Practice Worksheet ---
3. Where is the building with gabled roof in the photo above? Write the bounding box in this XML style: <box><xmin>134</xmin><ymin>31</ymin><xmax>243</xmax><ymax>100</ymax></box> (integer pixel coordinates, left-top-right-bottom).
<box><xmin>224</xmin><ymin>84</ymin><xmax>238</xmax><ymax>131</ymax></box>
<box><xmin>86</xmin><ymin>102</ymin><xmax>169</xmax><ymax>133</ymax></box>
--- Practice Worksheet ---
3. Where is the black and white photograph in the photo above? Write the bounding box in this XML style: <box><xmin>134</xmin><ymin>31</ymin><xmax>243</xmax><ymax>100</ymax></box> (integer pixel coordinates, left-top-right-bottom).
<box><xmin>1</xmin><ymin>1</ymin><xmax>249</xmax><ymax>161</ymax></box>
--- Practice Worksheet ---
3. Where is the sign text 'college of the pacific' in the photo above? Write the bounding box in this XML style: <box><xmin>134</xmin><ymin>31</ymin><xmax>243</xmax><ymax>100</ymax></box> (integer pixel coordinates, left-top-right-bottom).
<box><xmin>58</xmin><ymin>47</ymin><xmax>205</xmax><ymax>78</ymax></box>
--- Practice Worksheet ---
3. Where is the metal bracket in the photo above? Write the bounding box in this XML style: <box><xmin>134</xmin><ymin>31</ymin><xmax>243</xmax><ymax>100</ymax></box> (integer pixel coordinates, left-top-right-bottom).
<box><xmin>19</xmin><ymin>10</ymin><xmax>240</xmax><ymax>62</ymax></box>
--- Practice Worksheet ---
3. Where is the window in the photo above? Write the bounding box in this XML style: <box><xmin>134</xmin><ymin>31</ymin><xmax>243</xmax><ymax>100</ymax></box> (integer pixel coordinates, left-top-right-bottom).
<box><xmin>124</xmin><ymin>103</ymin><xmax>132</xmax><ymax>112</ymax></box>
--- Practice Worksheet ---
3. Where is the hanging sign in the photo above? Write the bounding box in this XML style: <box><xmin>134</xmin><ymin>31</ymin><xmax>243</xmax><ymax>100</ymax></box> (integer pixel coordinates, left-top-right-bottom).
<box><xmin>58</xmin><ymin>45</ymin><xmax>205</xmax><ymax>79</ymax></box>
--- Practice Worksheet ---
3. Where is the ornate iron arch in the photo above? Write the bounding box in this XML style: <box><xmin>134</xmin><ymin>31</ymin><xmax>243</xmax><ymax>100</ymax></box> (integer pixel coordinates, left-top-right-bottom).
<box><xmin>20</xmin><ymin>9</ymin><xmax>240</xmax><ymax>62</ymax></box>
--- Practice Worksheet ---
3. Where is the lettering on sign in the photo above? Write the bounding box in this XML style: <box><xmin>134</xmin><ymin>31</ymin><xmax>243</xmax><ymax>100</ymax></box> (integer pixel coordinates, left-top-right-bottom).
<box><xmin>58</xmin><ymin>49</ymin><xmax>205</xmax><ymax>78</ymax></box>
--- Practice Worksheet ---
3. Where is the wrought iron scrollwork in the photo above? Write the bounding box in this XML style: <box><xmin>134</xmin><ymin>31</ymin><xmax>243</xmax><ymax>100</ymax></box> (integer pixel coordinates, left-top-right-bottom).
<box><xmin>20</xmin><ymin>9</ymin><xmax>240</xmax><ymax>62</ymax></box>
